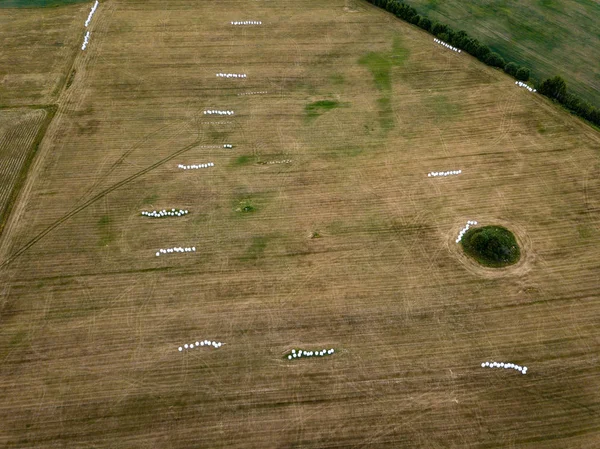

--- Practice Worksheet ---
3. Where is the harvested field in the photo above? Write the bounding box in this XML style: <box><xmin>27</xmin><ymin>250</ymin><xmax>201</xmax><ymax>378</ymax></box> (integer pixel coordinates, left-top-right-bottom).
<box><xmin>0</xmin><ymin>3</ymin><xmax>88</xmax><ymax>105</ymax></box>
<box><xmin>0</xmin><ymin>108</ymin><xmax>47</xmax><ymax>233</ymax></box>
<box><xmin>0</xmin><ymin>0</ymin><xmax>599</xmax><ymax>448</ymax></box>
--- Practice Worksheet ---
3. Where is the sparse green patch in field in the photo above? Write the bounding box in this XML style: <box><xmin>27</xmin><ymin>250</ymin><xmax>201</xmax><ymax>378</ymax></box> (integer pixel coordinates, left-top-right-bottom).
<box><xmin>235</xmin><ymin>199</ymin><xmax>256</xmax><ymax>214</ymax></box>
<box><xmin>461</xmin><ymin>225</ymin><xmax>520</xmax><ymax>267</ymax></box>
<box><xmin>0</xmin><ymin>0</ymin><xmax>89</xmax><ymax>7</ymax></box>
<box><xmin>232</xmin><ymin>155</ymin><xmax>258</xmax><ymax>166</ymax></box>
<box><xmin>97</xmin><ymin>215</ymin><xmax>115</xmax><ymax>246</ymax></box>
<box><xmin>141</xmin><ymin>194</ymin><xmax>159</xmax><ymax>205</ymax></box>
<box><xmin>377</xmin><ymin>97</ymin><xmax>395</xmax><ymax>130</ymax></box>
<box><xmin>329</xmin><ymin>74</ymin><xmax>345</xmax><ymax>85</ymax></box>
<box><xmin>321</xmin><ymin>144</ymin><xmax>363</xmax><ymax>159</ymax></box>
<box><xmin>359</xmin><ymin>37</ymin><xmax>408</xmax><ymax>130</ymax></box>
<box><xmin>241</xmin><ymin>236</ymin><xmax>272</xmax><ymax>261</ymax></box>
<box><xmin>305</xmin><ymin>100</ymin><xmax>344</xmax><ymax>120</ymax></box>
<box><xmin>424</xmin><ymin>94</ymin><xmax>462</xmax><ymax>121</ymax></box>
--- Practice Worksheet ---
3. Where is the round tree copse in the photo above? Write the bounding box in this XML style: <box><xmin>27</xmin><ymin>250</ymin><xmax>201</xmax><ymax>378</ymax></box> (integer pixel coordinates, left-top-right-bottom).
<box><xmin>461</xmin><ymin>225</ymin><xmax>520</xmax><ymax>267</ymax></box>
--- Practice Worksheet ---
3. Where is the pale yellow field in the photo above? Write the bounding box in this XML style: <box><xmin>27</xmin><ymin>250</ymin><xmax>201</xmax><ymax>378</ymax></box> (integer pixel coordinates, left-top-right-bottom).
<box><xmin>0</xmin><ymin>1</ymin><xmax>599</xmax><ymax>448</ymax></box>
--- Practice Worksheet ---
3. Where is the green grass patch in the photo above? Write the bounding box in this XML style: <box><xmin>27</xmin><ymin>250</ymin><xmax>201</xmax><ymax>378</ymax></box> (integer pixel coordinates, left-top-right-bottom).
<box><xmin>232</xmin><ymin>155</ymin><xmax>258</xmax><ymax>166</ymax></box>
<box><xmin>329</xmin><ymin>74</ymin><xmax>345</xmax><ymax>85</ymax></box>
<box><xmin>424</xmin><ymin>94</ymin><xmax>462</xmax><ymax>121</ymax></box>
<box><xmin>377</xmin><ymin>97</ymin><xmax>395</xmax><ymax>130</ymax></box>
<box><xmin>235</xmin><ymin>199</ymin><xmax>256</xmax><ymax>214</ymax></box>
<box><xmin>141</xmin><ymin>194</ymin><xmax>159</xmax><ymax>206</ymax></box>
<box><xmin>461</xmin><ymin>225</ymin><xmax>520</xmax><ymax>267</ymax></box>
<box><xmin>305</xmin><ymin>100</ymin><xmax>345</xmax><ymax>120</ymax></box>
<box><xmin>0</xmin><ymin>0</ymin><xmax>89</xmax><ymax>7</ymax></box>
<box><xmin>241</xmin><ymin>236</ymin><xmax>271</xmax><ymax>261</ymax></box>
<box><xmin>97</xmin><ymin>215</ymin><xmax>115</xmax><ymax>246</ymax></box>
<box><xmin>358</xmin><ymin>37</ymin><xmax>408</xmax><ymax>131</ymax></box>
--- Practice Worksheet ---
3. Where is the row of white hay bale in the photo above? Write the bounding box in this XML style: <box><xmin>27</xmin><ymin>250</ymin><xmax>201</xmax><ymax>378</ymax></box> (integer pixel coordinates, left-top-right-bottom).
<box><xmin>456</xmin><ymin>220</ymin><xmax>478</xmax><ymax>243</ymax></box>
<box><xmin>179</xmin><ymin>340</ymin><xmax>224</xmax><ymax>351</ymax></box>
<box><xmin>85</xmin><ymin>0</ymin><xmax>99</xmax><ymax>27</ymax></box>
<box><xmin>482</xmin><ymin>361</ymin><xmax>528</xmax><ymax>374</ymax></box>
<box><xmin>217</xmin><ymin>73</ymin><xmax>247</xmax><ymax>78</ymax></box>
<box><xmin>428</xmin><ymin>170</ymin><xmax>461</xmax><ymax>177</ymax></box>
<box><xmin>178</xmin><ymin>163</ymin><xmax>214</xmax><ymax>170</ymax></box>
<box><xmin>287</xmin><ymin>348</ymin><xmax>335</xmax><ymax>359</ymax></box>
<box><xmin>515</xmin><ymin>81</ymin><xmax>536</xmax><ymax>92</ymax></box>
<box><xmin>266</xmin><ymin>160</ymin><xmax>292</xmax><ymax>165</ymax></box>
<box><xmin>142</xmin><ymin>209</ymin><xmax>188</xmax><ymax>218</ymax></box>
<box><xmin>231</xmin><ymin>21</ymin><xmax>262</xmax><ymax>25</ymax></box>
<box><xmin>81</xmin><ymin>31</ymin><xmax>91</xmax><ymax>50</ymax></box>
<box><xmin>203</xmin><ymin>110</ymin><xmax>234</xmax><ymax>115</ymax></box>
<box><xmin>156</xmin><ymin>247</ymin><xmax>196</xmax><ymax>256</ymax></box>
<box><xmin>223</xmin><ymin>144</ymin><xmax>233</xmax><ymax>148</ymax></box>
<box><xmin>434</xmin><ymin>38</ymin><xmax>460</xmax><ymax>52</ymax></box>
<box><xmin>238</xmin><ymin>91</ymin><xmax>268</xmax><ymax>96</ymax></box>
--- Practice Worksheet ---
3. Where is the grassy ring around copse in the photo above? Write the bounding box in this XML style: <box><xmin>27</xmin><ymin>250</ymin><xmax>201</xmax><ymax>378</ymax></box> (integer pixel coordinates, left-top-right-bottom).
<box><xmin>461</xmin><ymin>225</ymin><xmax>520</xmax><ymax>268</ymax></box>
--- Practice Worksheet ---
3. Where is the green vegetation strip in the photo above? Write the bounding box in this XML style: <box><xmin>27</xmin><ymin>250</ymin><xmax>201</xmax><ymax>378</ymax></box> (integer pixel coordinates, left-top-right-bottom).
<box><xmin>461</xmin><ymin>225</ymin><xmax>520</xmax><ymax>268</ymax></box>
<box><xmin>364</xmin><ymin>0</ymin><xmax>600</xmax><ymax>128</ymax></box>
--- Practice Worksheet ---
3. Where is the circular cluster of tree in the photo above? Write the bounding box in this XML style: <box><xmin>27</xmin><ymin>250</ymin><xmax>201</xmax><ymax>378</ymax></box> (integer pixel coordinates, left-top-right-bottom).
<box><xmin>461</xmin><ymin>225</ymin><xmax>520</xmax><ymax>267</ymax></box>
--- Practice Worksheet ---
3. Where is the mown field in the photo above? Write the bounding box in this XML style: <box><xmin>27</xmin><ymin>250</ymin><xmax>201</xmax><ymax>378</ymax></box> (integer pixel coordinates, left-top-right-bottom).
<box><xmin>0</xmin><ymin>0</ymin><xmax>599</xmax><ymax>448</ymax></box>
<box><xmin>0</xmin><ymin>107</ymin><xmax>48</xmax><ymax>233</ymax></box>
<box><xmin>406</xmin><ymin>0</ymin><xmax>600</xmax><ymax>107</ymax></box>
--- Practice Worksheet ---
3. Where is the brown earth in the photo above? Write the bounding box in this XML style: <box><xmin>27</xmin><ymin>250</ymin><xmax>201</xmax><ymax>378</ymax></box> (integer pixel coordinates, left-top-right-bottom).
<box><xmin>0</xmin><ymin>1</ymin><xmax>599</xmax><ymax>448</ymax></box>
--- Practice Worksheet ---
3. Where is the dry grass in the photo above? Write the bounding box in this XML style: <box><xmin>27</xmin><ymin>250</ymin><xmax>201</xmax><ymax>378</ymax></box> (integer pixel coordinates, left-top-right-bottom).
<box><xmin>0</xmin><ymin>108</ymin><xmax>47</xmax><ymax>231</ymax></box>
<box><xmin>0</xmin><ymin>0</ymin><xmax>599</xmax><ymax>448</ymax></box>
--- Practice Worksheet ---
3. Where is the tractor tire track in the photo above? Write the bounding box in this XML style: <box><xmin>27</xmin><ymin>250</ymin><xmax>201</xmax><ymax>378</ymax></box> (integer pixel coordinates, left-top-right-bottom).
<box><xmin>0</xmin><ymin>139</ymin><xmax>201</xmax><ymax>268</ymax></box>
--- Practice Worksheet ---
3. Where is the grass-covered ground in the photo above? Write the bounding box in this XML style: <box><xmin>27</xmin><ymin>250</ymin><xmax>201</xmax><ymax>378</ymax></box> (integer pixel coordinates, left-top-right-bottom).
<box><xmin>406</xmin><ymin>0</ymin><xmax>600</xmax><ymax>106</ymax></box>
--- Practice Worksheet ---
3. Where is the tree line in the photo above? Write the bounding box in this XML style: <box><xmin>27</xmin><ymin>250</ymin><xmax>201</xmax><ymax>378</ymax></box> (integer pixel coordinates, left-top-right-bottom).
<box><xmin>364</xmin><ymin>0</ymin><xmax>600</xmax><ymax>127</ymax></box>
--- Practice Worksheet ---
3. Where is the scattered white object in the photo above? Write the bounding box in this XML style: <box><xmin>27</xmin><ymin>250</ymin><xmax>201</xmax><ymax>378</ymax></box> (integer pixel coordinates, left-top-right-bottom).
<box><xmin>81</xmin><ymin>31</ymin><xmax>91</xmax><ymax>50</ymax></box>
<box><xmin>427</xmin><ymin>169</ymin><xmax>461</xmax><ymax>177</ymax></box>
<box><xmin>266</xmin><ymin>160</ymin><xmax>292</xmax><ymax>165</ymax></box>
<box><xmin>238</xmin><ymin>91</ymin><xmax>268</xmax><ymax>96</ymax></box>
<box><xmin>203</xmin><ymin>110</ymin><xmax>234</xmax><ymax>115</ymax></box>
<box><xmin>178</xmin><ymin>162</ymin><xmax>214</xmax><ymax>170</ymax></box>
<box><xmin>178</xmin><ymin>339</ymin><xmax>225</xmax><ymax>351</ymax></box>
<box><xmin>434</xmin><ymin>38</ymin><xmax>460</xmax><ymax>53</ymax></box>
<box><xmin>515</xmin><ymin>81</ymin><xmax>537</xmax><ymax>93</ymax></box>
<box><xmin>216</xmin><ymin>73</ymin><xmax>247</xmax><ymax>79</ymax></box>
<box><xmin>456</xmin><ymin>220</ymin><xmax>478</xmax><ymax>243</ymax></box>
<box><xmin>482</xmin><ymin>361</ymin><xmax>528</xmax><ymax>374</ymax></box>
<box><xmin>231</xmin><ymin>21</ymin><xmax>262</xmax><ymax>26</ymax></box>
<box><xmin>142</xmin><ymin>209</ymin><xmax>189</xmax><ymax>218</ymax></box>
<box><xmin>155</xmin><ymin>246</ymin><xmax>197</xmax><ymax>256</ymax></box>
<box><xmin>84</xmin><ymin>0</ymin><xmax>99</xmax><ymax>27</ymax></box>
<box><xmin>286</xmin><ymin>348</ymin><xmax>335</xmax><ymax>360</ymax></box>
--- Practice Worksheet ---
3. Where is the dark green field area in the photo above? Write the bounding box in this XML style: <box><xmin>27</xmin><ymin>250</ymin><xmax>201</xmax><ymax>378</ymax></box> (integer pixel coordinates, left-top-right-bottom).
<box><xmin>407</xmin><ymin>0</ymin><xmax>600</xmax><ymax>106</ymax></box>
<box><xmin>0</xmin><ymin>0</ymin><xmax>88</xmax><ymax>8</ymax></box>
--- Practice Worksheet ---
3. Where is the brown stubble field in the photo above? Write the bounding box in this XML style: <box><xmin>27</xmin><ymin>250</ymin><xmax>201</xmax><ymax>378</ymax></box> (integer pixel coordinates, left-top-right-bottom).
<box><xmin>1</xmin><ymin>0</ymin><xmax>600</xmax><ymax>448</ymax></box>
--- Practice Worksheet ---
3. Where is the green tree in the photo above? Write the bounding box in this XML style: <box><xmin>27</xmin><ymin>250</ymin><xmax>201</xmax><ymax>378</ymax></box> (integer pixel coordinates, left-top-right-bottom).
<box><xmin>418</xmin><ymin>17</ymin><xmax>432</xmax><ymax>32</ymax></box>
<box><xmin>504</xmin><ymin>62</ymin><xmax>518</xmax><ymax>77</ymax></box>
<box><xmin>539</xmin><ymin>76</ymin><xmax>567</xmax><ymax>101</ymax></box>
<box><xmin>515</xmin><ymin>67</ymin><xmax>530</xmax><ymax>81</ymax></box>
<box><xmin>485</xmin><ymin>52</ymin><xmax>505</xmax><ymax>68</ymax></box>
